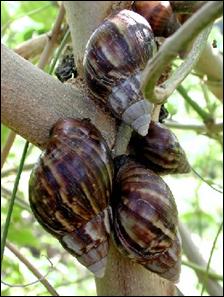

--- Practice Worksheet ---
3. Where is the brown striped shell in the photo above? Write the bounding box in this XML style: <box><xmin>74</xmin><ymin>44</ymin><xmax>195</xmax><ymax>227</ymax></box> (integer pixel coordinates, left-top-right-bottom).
<box><xmin>83</xmin><ymin>9</ymin><xmax>157</xmax><ymax>136</ymax></box>
<box><xmin>133</xmin><ymin>1</ymin><xmax>181</xmax><ymax>37</ymax></box>
<box><xmin>112</xmin><ymin>157</ymin><xmax>181</xmax><ymax>281</ymax></box>
<box><xmin>29</xmin><ymin>118</ymin><xmax>114</xmax><ymax>278</ymax></box>
<box><xmin>130</xmin><ymin>121</ymin><xmax>191</xmax><ymax>174</ymax></box>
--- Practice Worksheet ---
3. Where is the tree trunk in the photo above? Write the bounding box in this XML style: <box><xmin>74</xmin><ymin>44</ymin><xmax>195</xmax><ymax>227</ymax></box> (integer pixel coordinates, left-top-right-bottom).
<box><xmin>63</xmin><ymin>2</ymin><xmax>177</xmax><ymax>296</ymax></box>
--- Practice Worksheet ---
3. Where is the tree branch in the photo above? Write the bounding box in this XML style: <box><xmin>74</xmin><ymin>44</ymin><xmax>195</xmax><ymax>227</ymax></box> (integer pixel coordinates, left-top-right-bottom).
<box><xmin>1</xmin><ymin>44</ymin><xmax>116</xmax><ymax>149</ymax></box>
<box><xmin>14</xmin><ymin>33</ymin><xmax>50</xmax><ymax>60</ymax></box>
<box><xmin>195</xmin><ymin>43</ymin><xmax>223</xmax><ymax>102</ymax></box>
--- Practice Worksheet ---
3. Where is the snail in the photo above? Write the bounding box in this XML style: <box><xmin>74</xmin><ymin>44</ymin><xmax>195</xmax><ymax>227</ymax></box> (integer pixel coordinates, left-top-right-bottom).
<box><xmin>130</xmin><ymin>121</ymin><xmax>191</xmax><ymax>175</ymax></box>
<box><xmin>29</xmin><ymin>118</ymin><xmax>114</xmax><ymax>278</ymax></box>
<box><xmin>83</xmin><ymin>9</ymin><xmax>157</xmax><ymax>136</ymax></box>
<box><xmin>133</xmin><ymin>1</ymin><xmax>181</xmax><ymax>37</ymax></box>
<box><xmin>112</xmin><ymin>156</ymin><xmax>181</xmax><ymax>282</ymax></box>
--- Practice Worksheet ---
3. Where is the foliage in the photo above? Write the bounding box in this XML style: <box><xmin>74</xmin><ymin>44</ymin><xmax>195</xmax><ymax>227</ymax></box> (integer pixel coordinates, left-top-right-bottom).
<box><xmin>1</xmin><ymin>1</ymin><xmax>223</xmax><ymax>296</ymax></box>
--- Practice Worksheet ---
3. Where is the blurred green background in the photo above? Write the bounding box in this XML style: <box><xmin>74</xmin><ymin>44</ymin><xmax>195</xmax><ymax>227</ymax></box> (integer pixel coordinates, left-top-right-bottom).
<box><xmin>1</xmin><ymin>1</ymin><xmax>223</xmax><ymax>296</ymax></box>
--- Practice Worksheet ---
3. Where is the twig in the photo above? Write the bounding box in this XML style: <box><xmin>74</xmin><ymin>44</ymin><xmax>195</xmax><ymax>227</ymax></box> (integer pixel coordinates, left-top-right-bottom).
<box><xmin>177</xmin><ymin>85</ymin><xmax>213</xmax><ymax>122</ymax></box>
<box><xmin>201</xmin><ymin>221</ymin><xmax>223</xmax><ymax>295</ymax></box>
<box><xmin>1</xmin><ymin>187</ymin><xmax>31</xmax><ymax>211</ymax></box>
<box><xmin>182</xmin><ymin>260</ymin><xmax>223</xmax><ymax>281</ymax></box>
<box><xmin>155</xmin><ymin>26</ymin><xmax>212</xmax><ymax>103</ymax></box>
<box><xmin>2</xmin><ymin>255</ymin><xmax>53</xmax><ymax>288</ymax></box>
<box><xmin>191</xmin><ymin>167</ymin><xmax>223</xmax><ymax>194</ymax></box>
<box><xmin>1</xmin><ymin>163</ymin><xmax>34</xmax><ymax>178</ymax></box>
<box><xmin>165</xmin><ymin>121</ymin><xmax>223</xmax><ymax>133</ymax></box>
<box><xmin>37</xmin><ymin>4</ymin><xmax>65</xmax><ymax>70</ymax></box>
<box><xmin>141</xmin><ymin>1</ymin><xmax>223</xmax><ymax>104</ymax></box>
<box><xmin>14</xmin><ymin>33</ymin><xmax>52</xmax><ymax>60</ymax></box>
<box><xmin>4</xmin><ymin>242</ymin><xmax>59</xmax><ymax>296</ymax></box>
<box><xmin>1</xmin><ymin>131</ymin><xmax>16</xmax><ymax>170</ymax></box>
<box><xmin>49</xmin><ymin>27</ymin><xmax>70</xmax><ymax>75</ymax></box>
<box><xmin>179</xmin><ymin>222</ymin><xmax>223</xmax><ymax>296</ymax></box>
<box><xmin>1</xmin><ymin>141</ymin><xmax>29</xmax><ymax>270</ymax></box>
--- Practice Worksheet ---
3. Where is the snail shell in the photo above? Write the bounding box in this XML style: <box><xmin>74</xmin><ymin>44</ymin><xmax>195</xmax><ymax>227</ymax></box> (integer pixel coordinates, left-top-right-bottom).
<box><xmin>112</xmin><ymin>157</ymin><xmax>181</xmax><ymax>281</ymax></box>
<box><xmin>83</xmin><ymin>9</ymin><xmax>157</xmax><ymax>136</ymax></box>
<box><xmin>130</xmin><ymin>121</ymin><xmax>191</xmax><ymax>174</ymax></box>
<box><xmin>133</xmin><ymin>1</ymin><xmax>181</xmax><ymax>37</ymax></box>
<box><xmin>29</xmin><ymin>118</ymin><xmax>114</xmax><ymax>278</ymax></box>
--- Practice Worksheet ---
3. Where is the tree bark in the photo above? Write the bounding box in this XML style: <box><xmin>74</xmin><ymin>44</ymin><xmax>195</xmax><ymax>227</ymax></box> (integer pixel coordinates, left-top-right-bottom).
<box><xmin>1</xmin><ymin>44</ymin><xmax>116</xmax><ymax>149</ymax></box>
<box><xmin>95</xmin><ymin>241</ymin><xmax>176</xmax><ymax>296</ymax></box>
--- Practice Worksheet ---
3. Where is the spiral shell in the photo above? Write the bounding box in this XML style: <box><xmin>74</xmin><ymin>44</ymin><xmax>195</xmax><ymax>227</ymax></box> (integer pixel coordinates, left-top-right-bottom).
<box><xmin>130</xmin><ymin>121</ymin><xmax>191</xmax><ymax>174</ymax></box>
<box><xmin>29</xmin><ymin>118</ymin><xmax>114</xmax><ymax>278</ymax></box>
<box><xmin>112</xmin><ymin>157</ymin><xmax>181</xmax><ymax>281</ymax></box>
<box><xmin>133</xmin><ymin>1</ymin><xmax>181</xmax><ymax>37</ymax></box>
<box><xmin>83</xmin><ymin>9</ymin><xmax>157</xmax><ymax>136</ymax></box>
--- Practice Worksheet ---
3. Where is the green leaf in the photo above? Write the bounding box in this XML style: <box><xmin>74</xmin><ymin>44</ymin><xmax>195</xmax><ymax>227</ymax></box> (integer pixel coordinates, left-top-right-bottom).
<box><xmin>8</xmin><ymin>226</ymin><xmax>40</xmax><ymax>247</ymax></box>
<box><xmin>1</xmin><ymin>124</ymin><xmax>10</xmax><ymax>146</ymax></box>
<box><xmin>1</xmin><ymin>2</ymin><xmax>10</xmax><ymax>27</ymax></box>
<box><xmin>20</xmin><ymin>1</ymin><xmax>57</xmax><ymax>30</ymax></box>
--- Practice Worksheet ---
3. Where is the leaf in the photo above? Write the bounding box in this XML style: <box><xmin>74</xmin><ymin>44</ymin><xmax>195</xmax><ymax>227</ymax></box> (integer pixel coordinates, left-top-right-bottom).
<box><xmin>1</xmin><ymin>2</ymin><xmax>10</xmax><ymax>27</ymax></box>
<box><xmin>20</xmin><ymin>1</ymin><xmax>57</xmax><ymax>30</ymax></box>
<box><xmin>1</xmin><ymin>124</ymin><xmax>10</xmax><ymax>146</ymax></box>
<box><xmin>8</xmin><ymin>226</ymin><xmax>40</xmax><ymax>248</ymax></box>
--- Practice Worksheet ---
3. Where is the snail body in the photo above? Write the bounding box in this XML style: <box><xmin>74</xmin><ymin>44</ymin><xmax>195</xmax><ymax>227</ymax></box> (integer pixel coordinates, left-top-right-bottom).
<box><xmin>112</xmin><ymin>157</ymin><xmax>181</xmax><ymax>281</ymax></box>
<box><xmin>133</xmin><ymin>1</ymin><xmax>181</xmax><ymax>37</ymax></box>
<box><xmin>130</xmin><ymin>121</ymin><xmax>191</xmax><ymax>174</ymax></box>
<box><xmin>29</xmin><ymin>118</ymin><xmax>114</xmax><ymax>278</ymax></box>
<box><xmin>83</xmin><ymin>9</ymin><xmax>157</xmax><ymax>136</ymax></box>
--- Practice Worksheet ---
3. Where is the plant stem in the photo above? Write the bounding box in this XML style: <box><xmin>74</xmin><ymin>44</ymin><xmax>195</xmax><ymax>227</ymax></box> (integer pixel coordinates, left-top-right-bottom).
<box><xmin>179</xmin><ymin>222</ymin><xmax>223</xmax><ymax>296</ymax></box>
<box><xmin>141</xmin><ymin>1</ymin><xmax>223</xmax><ymax>104</ymax></box>
<box><xmin>5</xmin><ymin>242</ymin><xmax>59</xmax><ymax>296</ymax></box>
<box><xmin>177</xmin><ymin>85</ymin><xmax>212</xmax><ymax>122</ymax></box>
<box><xmin>201</xmin><ymin>221</ymin><xmax>223</xmax><ymax>295</ymax></box>
<box><xmin>165</xmin><ymin>121</ymin><xmax>223</xmax><ymax>133</ymax></box>
<box><xmin>182</xmin><ymin>260</ymin><xmax>223</xmax><ymax>281</ymax></box>
<box><xmin>1</xmin><ymin>141</ymin><xmax>29</xmax><ymax>270</ymax></box>
<box><xmin>49</xmin><ymin>28</ymin><xmax>70</xmax><ymax>75</ymax></box>
<box><xmin>37</xmin><ymin>4</ymin><xmax>65</xmax><ymax>70</ymax></box>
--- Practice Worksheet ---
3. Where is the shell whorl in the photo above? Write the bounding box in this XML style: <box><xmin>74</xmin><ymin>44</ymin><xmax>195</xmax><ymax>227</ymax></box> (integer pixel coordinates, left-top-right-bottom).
<box><xmin>133</xmin><ymin>1</ymin><xmax>181</xmax><ymax>37</ymax></box>
<box><xmin>130</xmin><ymin>121</ymin><xmax>191</xmax><ymax>174</ymax></box>
<box><xmin>83</xmin><ymin>9</ymin><xmax>157</xmax><ymax>136</ymax></box>
<box><xmin>29</xmin><ymin>118</ymin><xmax>114</xmax><ymax>277</ymax></box>
<box><xmin>111</xmin><ymin>157</ymin><xmax>181</xmax><ymax>281</ymax></box>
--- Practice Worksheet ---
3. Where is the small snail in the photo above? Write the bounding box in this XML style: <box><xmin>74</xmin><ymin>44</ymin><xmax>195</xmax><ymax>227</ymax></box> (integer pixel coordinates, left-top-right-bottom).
<box><xmin>29</xmin><ymin>118</ymin><xmax>114</xmax><ymax>278</ymax></box>
<box><xmin>130</xmin><ymin>121</ymin><xmax>191</xmax><ymax>174</ymax></box>
<box><xmin>83</xmin><ymin>9</ymin><xmax>157</xmax><ymax>136</ymax></box>
<box><xmin>112</xmin><ymin>156</ymin><xmax>181</xmax><ymax>282</ymax></box>
<box><xmin>133</xmin><ymin>1</ymin><xmax>181</xmax><ymax>37</ymax></box>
